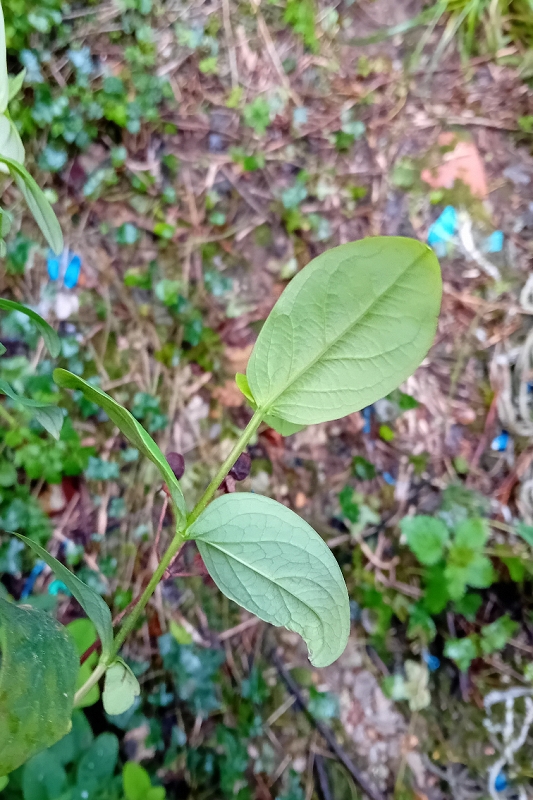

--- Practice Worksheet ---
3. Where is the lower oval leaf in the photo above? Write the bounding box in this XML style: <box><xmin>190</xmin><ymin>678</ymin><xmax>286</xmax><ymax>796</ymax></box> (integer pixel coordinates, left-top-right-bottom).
<box><xmin>0</xmin><ymin>599</ymin><xmax>78</xmax><ymax>775</ymax></box>
<box><xmin>188</xmin><ymin>493</ymin><xmax>350</xmax><ymax>667</ymax></box>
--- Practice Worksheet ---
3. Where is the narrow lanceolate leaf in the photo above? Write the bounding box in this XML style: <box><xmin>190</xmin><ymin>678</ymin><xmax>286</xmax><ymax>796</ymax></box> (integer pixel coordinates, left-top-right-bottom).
<box><xmin>102</xmin><ymin>659</ymin><xmax>140</xmax><ymax>715</ymax></box>
<box><xmin>53</xmin><ymin>369</ymin><xmax>187</xmax><ymax>525</ymax></box>
<box><xmin>246</xmin><ymin>237</ymin><xmax>442</xmax><ymax>426</ymax></box>
<box><xmin>189</xmin><ymin>493</ymin><xmax>350</xmax><ymax>667</ymax></box>
<box><xmin>0</xmin><ymin>156</ymin><xmax>63</xmax><ymax>254</ymax></box>
<box><xmin>0</xmin><ymin>378</ymin><xmax>63</xmax><ymax>438</ymax></box>
<box><xmin>0</xmin><ymin>598</ymin><xmax>78</xmax><ymax>775</ymax></box>
<box><xmin>0</xmin><ymin>298</ymin><xmax>60</xmax><ymax>357</ymax></box>
<box><xmin>12</xmin><ymin>533</ymin><xmax>114</xmax><ymax>661</ymax></box>
<box><xmin>0</xmin><ymin>2</ymin><xmax>8</xmax><ymax>114</ymax></box>
<box><xmin>0</xmin><ymin>115</ymin><xmax>24</xmax><ymax>165</ymax></box>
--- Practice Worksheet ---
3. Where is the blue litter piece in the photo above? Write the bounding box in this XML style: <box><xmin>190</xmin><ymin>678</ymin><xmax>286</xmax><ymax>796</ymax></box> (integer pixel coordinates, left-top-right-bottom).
<box><xmin>382</xmin><ymin>471</ymin><xmax>396</xmax><ymax>486</ymax></box>
<box><xmin>64</xmin><ymin>254</ymin><xmax>81</xmax><ymax>289</ymax></box>
<box><xmin>47</xmin><ymin>249</ymin><xmax>81</xmax><ymax>289</ymax></box>
<box><xmin>48</xmin><ymin>579</ymin><xmax>72</xmax><ymax>596</ymax></box>
<box><xmin>423</xmin><ymin>652</ymin><xmax>440</xmax><ymax>672</ymax></box>
<box><xmin>427</xmin><ymin>206</ymin><xmax>457</xmax><ymax>249</ymax></box>
<box><xmin>20</xmin><ymin>560</ymin><xmax>45</xmax><ymax>599</ymax></box>
<box><xmin>491</xmin><ymin>431</ymin><xmax>510</xmax><ymax>452</ymax></box>
<box><xmin>485</xmin><ymin>230</ymin><xmax>504</xmax><ymax>254</ymax></box>
<box><xmin>494</xmin><ymin>772</ymin><xmax>507</xmax><ymax>792</ymax></box>
<box><xmin>362</xmin><ymin>405</ymin><xmax>374</xmax><ymax>434</ymax></box>
<box><xmin>47</xmin><ymin>252</ymin><xmax>60</xmax><ymax>281</ymax></box>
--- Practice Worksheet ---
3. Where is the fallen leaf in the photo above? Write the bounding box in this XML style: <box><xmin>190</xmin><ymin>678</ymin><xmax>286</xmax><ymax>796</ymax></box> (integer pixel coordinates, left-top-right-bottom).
<box><xmin>421</xmin><ymin>133</ymin><xmax>488</xmax><ymax>199</ymax></box>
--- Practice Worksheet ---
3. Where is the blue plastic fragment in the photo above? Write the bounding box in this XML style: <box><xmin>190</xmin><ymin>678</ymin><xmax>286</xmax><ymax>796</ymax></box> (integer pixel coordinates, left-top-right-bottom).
<box><xmin>48</xmin><ymin>579</ymin><xmax>72</xmax><ymax>596</ymax></box>
<box><xmin>47</xmin><ymin>249</ymin><xmax>81</xmax><ymax>289</ymax></box>
<box><xmin>20</xmin><ymin>560</ymin><xmax>45</xmax><ymax>599</ymax></box>
<box><xmin>382</xmin><ymin>471</ymin><xmax>396</xmax><ymax>486</ymax></box>
<box><xmin>427</xmin><ymin>206</ymin><xmax>457</xmax><ymax>256</ymax></box>
<box><xmin>485</xmin><ymin>230</ymin><xmax>504</xmax><ymax>254</ymax></box>
<box><xmin>362</xmin><ymin>405</ymin><xmax>374</xmax><ymax>434</ymax></box>
<box><xmin>423</xmin><ymin>652</ymin><xmax>441</xmax><ymax>672</ymax></box>
<box><xmin>494</xmin><ymin>772</ymin><xmax>507</xmax><ymax>792</ymax></box>
<box><xmin>491</xmin><ymin>431</ymin><xmax>510</xmax><ymax>452</ymax></box>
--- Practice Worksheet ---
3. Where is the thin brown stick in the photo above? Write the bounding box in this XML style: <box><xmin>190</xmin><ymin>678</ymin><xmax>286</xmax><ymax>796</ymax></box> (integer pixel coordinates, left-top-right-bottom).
<box><xmin>270</xmin><ymin>649</ymin><xmax>386</xmax><ymax>800</ymax></box>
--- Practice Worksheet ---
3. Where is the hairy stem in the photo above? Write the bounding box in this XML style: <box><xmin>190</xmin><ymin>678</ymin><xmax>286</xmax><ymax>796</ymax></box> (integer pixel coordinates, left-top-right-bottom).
<box><xmin>74</xmin><ymin>408</ymin><xmax>263</xmax><ymax>704</ymax></box>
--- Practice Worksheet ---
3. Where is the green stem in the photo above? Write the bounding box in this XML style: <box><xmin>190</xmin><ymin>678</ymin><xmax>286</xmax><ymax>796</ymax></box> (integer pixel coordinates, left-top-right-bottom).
<box><xmin>73</xmin><ymin>661</ymin><xmax>107</xmax><ymax>707</ymax></box>
<box><xmin>113</xmin><ymin>531</ymin><xmax>184</xmax><ymax>654</ymax></box>
<box><xmin>73</xmin><ymin>408</ymin><xmax>264</xmax><ymax>705</ymax></box>
<box><xmin>186</xmin><ymin>408</ymin><xmax>263</xmax><ymax>527</ymax></box>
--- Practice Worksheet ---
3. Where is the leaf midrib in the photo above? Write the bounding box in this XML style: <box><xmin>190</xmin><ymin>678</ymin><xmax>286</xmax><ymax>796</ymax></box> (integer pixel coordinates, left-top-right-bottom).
<box><xmin>199</xmin><ymin>538</ymin><xmax>326</xmax><ymax>623</ymax></box>
<box><xmin>259</xmin><ymin>248</ymin><xmax>430</xmax><ymax>413</ymax></box>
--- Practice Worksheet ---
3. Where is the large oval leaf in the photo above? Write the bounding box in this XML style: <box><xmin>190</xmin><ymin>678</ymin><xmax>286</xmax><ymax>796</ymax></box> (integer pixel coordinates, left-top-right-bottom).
<box><xmin>0</xmin><ymin>598</ymin><xmax>78</xmax><ymax>775</ymax></box>
<box><xmin>0</xmin><ymin>298</ymin><xmax>60</xmax><ymax>357</ymax></box>
<box><xmin>53</xmin><ymin>369</ymin><xmax>187</xmax><ymax>525</ymax></box>
<box><xmin>189</xmin><ymin>493</ymin><xmax>350</xmax><ymax>667</ymax></box>
<box><xmin>12</xmin><ymin>533</ymin><xmax>114</xmax><ymax>662</ymax></box>
<box><xmin>0</xmin><ymin>155</ymin><xmax>63</xmax><ymax>254</ymax></box>
<box><xmin>246</xmin><ymin>237</ymin><xmax>441</xmax><ymax>425</ymax></box>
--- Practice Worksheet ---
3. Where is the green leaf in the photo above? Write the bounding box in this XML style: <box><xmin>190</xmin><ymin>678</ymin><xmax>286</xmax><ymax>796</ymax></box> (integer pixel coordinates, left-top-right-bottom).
<box><xmin>444</xmin><ymin>563</ymin><xmax>468</xmax><ymax>600</ymax></box>
<box><xmin>22</xmin><ymin>751</ymin><xmax>67</xmax><ymax>800</ymax></box>
<box><xmin>11</xmin><ymin>533</ymin><xmax>114</xmax><ymax>661</ymax></box>
<box><xmin>400</xmin><ymin>515</ymin><xmax>449</xmax><ymax>565</ymax></box>
<box><xmin>0</xmin><ymin>115</ymin><xmax>24</xmax><ymax>165</ymax></box>
<box><xmin>454</xmin><ymin>518</ymin><xmax>489</xmax><ymax>550</ymax></box>
<box><xmin>67</xmin><ymin>619</ymin><xmax>100</xmax><ymax>708</ymax></box>
<box><xmin>0</xmin><ymin>2</ymin><xmax>7</xmax><ymax>114</ymax></box>
<box><xmin>422</xmin><ymin>564</ymin><xmax>449</xmax><ymax>614</ymax></box>
<box><xmin>123</xmin><ymin>762</ymin><xmax>165</xmax><ymax>800</ymax></box>
<box><xmin>0</xmin><ymin>156</ymin><xmax>63</xmax><ymax>254</ymax></box>
<box><xmin>189</xmin><ymin>493</ymin><xmax>350</xmax><ymax>667</ymax></box>
<box><xmin>0</xmin><ymin>379</ymin><xmax>63</xmax><ymax>438</ymax></box>
<box><xmin>53</xmin><ymin>369</ymin><xmax>187</xmax><ymax>525</ymax></box>
<box><xmin>76</xmin><ymin>733</ymin><xmax>119</xmax><ymax>793</ymax></box>
<box><xmin>0</xmin><ymin>298</ymin><xmax>60</xmax><ymax>357</ymax></box>
<box><xmin>444</xmin><ymin>636</ymin><xmax>478</xmax><ymax>672</ymax></box>
<box><xmin>246</xmin><ymin>237</ymin><xmax>441</xmax><ymax>425</ymax></box>
<box><xmin>0</xmin><ymin>598</ymin><xmax>78</xmax><ymax>774</ymax></box>
<box><xmin>0</xmin><ymin>342</ymin><xmax>5</xmax><ymax>355</ymax></box>
<box><xmin>465</xmin><ymin>554</ymin><xmax>495</xmax><ymax>588</ymax></box>
<box><xmin>480</xmin><ymin>615</ymin><xmax>518</xmax><ymax>656</ymax></box>
<box><xmin>8</xmin><ymin>69</ymin><xmax>25</xmax><ymax>103</ymax></box>
<box><xmin>102</xmin><ymin>658</ymin><xmax>140</xmax><ymax>715</ymax></box>
<box><xmin>515</xmin><ymin>521</ymin><xmax>533</xmax><ymax>547</ymax></box>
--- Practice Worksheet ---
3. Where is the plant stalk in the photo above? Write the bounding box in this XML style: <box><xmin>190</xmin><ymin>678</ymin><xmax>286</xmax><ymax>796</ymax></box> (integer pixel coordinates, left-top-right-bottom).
<box><xmin>73</xmin><ymin>408</ymin><xmax>264</xmax><ymax>705</ymax></box>
<box><xmin>187</xmin><ymin>408</ymin><xmax>263</xmax><ymax>527</ymax></box>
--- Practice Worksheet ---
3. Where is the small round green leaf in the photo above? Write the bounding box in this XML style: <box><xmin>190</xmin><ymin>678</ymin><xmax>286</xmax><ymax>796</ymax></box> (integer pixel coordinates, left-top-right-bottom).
<box><xmin>400</xmin><ymin>515</ymin><xmax>449</xmax><ymax>565</ymax></box>
<box><xmin>0</xmin><ymin>599</ymin><xmax>78</xmax><ymax>775</ymax></box>
<box><xmin>246</xmin><ymin>237</ymin><xmax>441</xmax><ymax>425</ymax></box>
<box><xmin>189</xmin><ymin>493</ymin><xmax>350</xmax><ymax>667</ymax></box>
<box><xmin>102</xmin><ymin>659</ymin><xmax>140</xmax><ymax>716</ymax></box>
